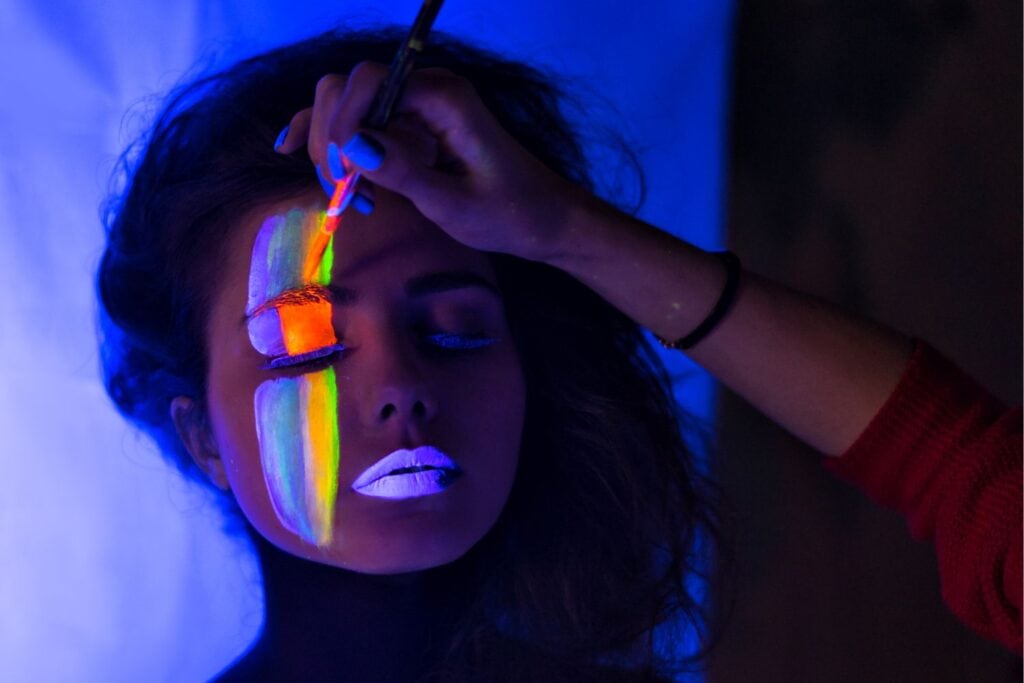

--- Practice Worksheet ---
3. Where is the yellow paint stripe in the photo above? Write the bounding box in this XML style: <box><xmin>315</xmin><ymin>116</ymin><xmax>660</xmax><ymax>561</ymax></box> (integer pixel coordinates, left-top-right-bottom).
<box><xmin>301</xmin><ymin>368</ymin><xmax>340</xmax><ymax>547</ymax></box>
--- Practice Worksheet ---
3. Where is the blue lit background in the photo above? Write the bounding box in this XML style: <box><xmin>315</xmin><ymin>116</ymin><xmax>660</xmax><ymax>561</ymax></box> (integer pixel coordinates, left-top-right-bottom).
<box><xmin>0</xmin><ymin>1</ymin><xmax>733</xmax><ymax>680</ymax></box>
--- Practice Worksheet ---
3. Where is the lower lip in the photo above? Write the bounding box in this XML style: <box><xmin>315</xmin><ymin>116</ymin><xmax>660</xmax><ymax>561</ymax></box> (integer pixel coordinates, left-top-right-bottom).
<box><xmin>353</xmin><ymin>468</ymin><xmax>462</xmax><ymax>500</ymax></box>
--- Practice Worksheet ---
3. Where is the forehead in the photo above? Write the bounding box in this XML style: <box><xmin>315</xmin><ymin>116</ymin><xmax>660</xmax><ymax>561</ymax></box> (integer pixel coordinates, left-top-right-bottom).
<box><xmin>231</xmin><ymin>188</ymin><xmax>498</xmax><ymax>299</ymax></box>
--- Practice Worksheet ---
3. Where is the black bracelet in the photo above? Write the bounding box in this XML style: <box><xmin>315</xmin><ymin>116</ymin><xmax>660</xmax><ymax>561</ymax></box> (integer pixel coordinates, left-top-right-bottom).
<box><xmin>653</xmin><ymin>250</ymin><xmax>742</xmax><ymax>351</ymax></box>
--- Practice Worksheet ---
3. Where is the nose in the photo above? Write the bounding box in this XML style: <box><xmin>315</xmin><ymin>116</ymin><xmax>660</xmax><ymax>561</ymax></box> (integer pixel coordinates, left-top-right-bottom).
<box><xmin>373</xmin><ymin>385</ymin><xmax>435</xmax><ymax>423</ymax></box>
<box><xmin>361</xmin><ymin>336</ymin><xmax>439</xmax><ymax>428</ymax></box>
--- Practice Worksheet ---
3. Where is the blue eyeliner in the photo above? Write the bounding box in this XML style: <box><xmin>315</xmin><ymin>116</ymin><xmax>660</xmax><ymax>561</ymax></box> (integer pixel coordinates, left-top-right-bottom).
<box><xmin>427</xmin><ymin>333</ymin><xmax>499</xmax><ymax>350</ymax></box>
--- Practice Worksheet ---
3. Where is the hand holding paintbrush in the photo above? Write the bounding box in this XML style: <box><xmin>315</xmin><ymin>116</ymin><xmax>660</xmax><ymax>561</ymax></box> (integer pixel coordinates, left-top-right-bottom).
<box><xmin>274</xmin><ymin>0</ymin><xmax>578</xmax><ymax>267</ymax></box>
<box><xmin>321</xmin><ymin>0</ymin><xmax>445</xmax><ymax>232</ymax></box>
<box><xmin>281</xmin><ymin>0</ymin><xmax>444</xmax><ymax>282</ymax></box>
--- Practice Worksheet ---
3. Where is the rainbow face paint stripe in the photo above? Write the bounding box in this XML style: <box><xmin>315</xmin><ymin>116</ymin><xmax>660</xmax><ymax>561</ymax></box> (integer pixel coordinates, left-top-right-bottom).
<box><xmin>254</xmin><ymin>368</ymin><xmax>340</xmax><ymax>547</ymax></box>
<box><xmin>247</xmin><ymin>206</ymin><xmax>342</xmax><ymax>547</ymax></box>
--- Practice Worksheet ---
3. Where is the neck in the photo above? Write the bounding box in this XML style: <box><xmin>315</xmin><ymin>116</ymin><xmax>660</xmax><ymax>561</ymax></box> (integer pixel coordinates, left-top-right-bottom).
<box><xmin>241</xmin><ymin>531</ymin><xmax>476</xmax><ymax>680</ymax></box>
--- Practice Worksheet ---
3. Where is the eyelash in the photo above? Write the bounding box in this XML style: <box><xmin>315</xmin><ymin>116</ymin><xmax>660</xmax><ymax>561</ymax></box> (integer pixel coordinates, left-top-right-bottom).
<box><xmin>262</xmin><ymin>344</ymin><xmax>345</xmax><ymax>371</ymax></box>
<box><xmin>261</xmin><ymin>332</ymin><xmax>498</xmax><ymax>371</ymax></box>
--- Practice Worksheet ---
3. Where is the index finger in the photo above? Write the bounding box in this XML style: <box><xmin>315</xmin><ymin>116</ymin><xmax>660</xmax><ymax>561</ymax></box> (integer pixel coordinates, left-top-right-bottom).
<box><xmin>308</xmin><ymin>63</ymin><xmax>389</xmax><ymax>182</ymax></box>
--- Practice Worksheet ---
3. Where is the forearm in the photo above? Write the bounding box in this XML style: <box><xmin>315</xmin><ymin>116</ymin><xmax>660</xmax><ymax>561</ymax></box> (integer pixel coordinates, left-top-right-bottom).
<box><xmin>546</xmin><ymin>193</ymin><xmax>914</xmax><ymax>456</ymax></box>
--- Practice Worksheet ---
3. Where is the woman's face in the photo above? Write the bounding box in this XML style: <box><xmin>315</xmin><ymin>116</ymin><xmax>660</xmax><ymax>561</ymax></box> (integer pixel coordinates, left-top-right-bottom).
<box><xmin>197</xmin><ymin>187</ymin><xmax>526</xmax><ymax>574</ymax></box>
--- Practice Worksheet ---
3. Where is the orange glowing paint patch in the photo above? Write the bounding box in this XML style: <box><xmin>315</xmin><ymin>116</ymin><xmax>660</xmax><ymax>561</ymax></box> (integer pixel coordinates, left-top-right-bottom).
<box><xmin>279</xmin><ymin>299</ymin><xmax>335</xmax><ymax>356</ymax></box>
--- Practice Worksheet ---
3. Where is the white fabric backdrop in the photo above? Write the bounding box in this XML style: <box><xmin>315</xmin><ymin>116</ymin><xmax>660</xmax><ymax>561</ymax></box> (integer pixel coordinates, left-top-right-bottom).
<box><xmin>0</xmin><ymin>1</ymin><xmax>733</xmax><ymax>680</ymax></box>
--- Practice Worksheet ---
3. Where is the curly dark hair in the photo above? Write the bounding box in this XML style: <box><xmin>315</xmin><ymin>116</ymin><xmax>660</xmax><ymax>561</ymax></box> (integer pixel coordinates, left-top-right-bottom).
<box><xmin>97</xmin><ymin>25</ymin><xmax>731</xmax><ymax>681</ymax></box>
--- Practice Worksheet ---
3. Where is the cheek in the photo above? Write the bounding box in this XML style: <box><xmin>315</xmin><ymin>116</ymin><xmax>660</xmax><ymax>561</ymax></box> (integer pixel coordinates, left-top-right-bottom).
<box><xmin>418</xmin><ymin>348</ymin><xmax>526</xmax><ymax>446</ymax></box>
<box><xmin>444</xmin><ymin>348</ymin><xmax>527</xmax><ymax>476</ymax></box>
<box><xmin>465</xmin><ymin>364</ymin><xmax>524</xmax><ymax>440</ymax></box>
<box><xmin>482</xmin><ymin>346</ymin><xmax>527</xmax><ymax>423</ymax></box>
<box><xmin>205</xmin><ymin>364</ymin><xmax>276</xmax><ymax>524</ymax></box>
<box><xmin>458</xmin><ymin>349</ymin><xmax>527</xmax><ymax>540</ymax></box>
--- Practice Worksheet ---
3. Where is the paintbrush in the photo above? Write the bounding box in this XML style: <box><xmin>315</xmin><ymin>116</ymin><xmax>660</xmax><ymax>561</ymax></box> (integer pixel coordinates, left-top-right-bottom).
<box><xmin>324</xmin><ymin>0</ymin><xmax>445</xmax><ymax>229</ymax></box>
<box><xmin>303</xmin><ymin>0</ymin><xmax>445</xmax><ymax>282</ymax></box>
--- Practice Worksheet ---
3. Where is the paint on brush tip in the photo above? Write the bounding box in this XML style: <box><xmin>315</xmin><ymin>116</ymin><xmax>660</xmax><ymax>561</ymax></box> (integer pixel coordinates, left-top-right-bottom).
<box><xmin>255</xmin><ymin>367</ymin><xmax>340</xmax><ymax>547</ymax></box>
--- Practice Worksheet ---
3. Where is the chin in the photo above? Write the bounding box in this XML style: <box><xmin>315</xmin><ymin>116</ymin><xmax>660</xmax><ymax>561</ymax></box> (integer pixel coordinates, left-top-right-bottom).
<box><xmin>338</xmin><ymin>535</ymin><xmax>475</xmax><ymax>575</ymax></box>
<box><xmin>254</xmin><ymin>493</ymin><xmax>504</xmax><ymax>574</ymax></box>
<box><xmin>320</xmin><ymin>501</ymin><xmax>500</xmax><ymax>574</ymax></box>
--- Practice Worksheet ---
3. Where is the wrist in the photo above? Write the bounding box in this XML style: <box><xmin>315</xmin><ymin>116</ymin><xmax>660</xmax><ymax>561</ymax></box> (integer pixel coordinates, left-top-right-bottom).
<box><xmin>651</xmin><ymin>250</ymin><xmax>742</xmax><ymax>351</ymax></box>
<box><xmin>540</xmin><ymin>185</ymin><xmax>627</xmax><ymax>271</ymax></box>
<box><xmin>534</xmin><ymin>191</ymin><xmax>733</xmax><ymax>345</ymax></box>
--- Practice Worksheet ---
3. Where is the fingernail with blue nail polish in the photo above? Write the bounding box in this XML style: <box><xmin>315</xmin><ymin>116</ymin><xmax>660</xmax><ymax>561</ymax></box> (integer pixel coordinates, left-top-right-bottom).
<box><xmin>352</xmin><ymin>194</ymin><xmax>375</xmax><ymax>215</ymax></box>
<box><xmin>327</xmin><ymin>142</ymin><xmax>345</xmax><ymax>180</ymax></box>
<box><xmin>274</xmin><ymin>125</ymin><xmax>290</xmax><ymax>151</ymax></box>
<box><xmin>343</xmin><ymin>132</ymin><xmax>384</xmax><ymax>171</ymax></box>
<box><xmin>315</xmin><ymin>164</ymin><xmax>335</xmax><ymax>198</ymax></box>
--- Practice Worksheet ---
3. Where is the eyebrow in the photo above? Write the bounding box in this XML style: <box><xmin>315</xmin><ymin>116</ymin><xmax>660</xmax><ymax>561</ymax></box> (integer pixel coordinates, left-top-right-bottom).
<box><xmin>243</xmin><ymin>270</ymin><xmax>502</xmax><ymax>325</ymax></box>
<box><xmin>326</xmin><ymin>269</ymin><xmax>502</xmax><ymax>307</ymax></box>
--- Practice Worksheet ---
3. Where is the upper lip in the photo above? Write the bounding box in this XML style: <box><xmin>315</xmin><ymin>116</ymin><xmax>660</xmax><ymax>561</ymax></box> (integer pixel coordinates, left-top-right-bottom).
<box><xmin>351</xmin><ymin>445</ymin><xmax>461</xmax><ymax>490</ymax></box>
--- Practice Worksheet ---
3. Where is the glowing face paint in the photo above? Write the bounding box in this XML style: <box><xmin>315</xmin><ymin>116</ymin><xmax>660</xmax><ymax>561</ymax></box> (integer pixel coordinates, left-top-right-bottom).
<box><xmin>247</xmin><ymin>206</ymin><xmax>344</xmax><ymax>547</ymax></box>
<box><xmin>246</xmin><ymin>209</ymin><xmax>335</xmax><ymax>357</ymax></box>
<box><xmin>254</xmin><ymin>367</ymin><xmax>340</xmax><ymax>546</ymax></box>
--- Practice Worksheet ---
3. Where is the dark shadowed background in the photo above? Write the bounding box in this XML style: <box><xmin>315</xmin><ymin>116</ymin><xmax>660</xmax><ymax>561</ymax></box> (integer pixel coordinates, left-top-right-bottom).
<box><xmin>712</xmin><ymin>1</ymin><xmax>1021</xmax><ymax>680</ymax></box>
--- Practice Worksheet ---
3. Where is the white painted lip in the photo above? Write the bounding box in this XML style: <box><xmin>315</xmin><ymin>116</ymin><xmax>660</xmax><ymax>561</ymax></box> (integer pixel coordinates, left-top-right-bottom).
<box><xmin>351</xmin><ymin>445</ymin><xmax>462</xmax><ymax>498</ymax></box>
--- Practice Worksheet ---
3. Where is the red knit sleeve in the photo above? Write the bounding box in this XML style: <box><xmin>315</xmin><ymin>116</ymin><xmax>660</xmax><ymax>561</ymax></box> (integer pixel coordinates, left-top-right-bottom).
<box><xmin>821</xmin><ymin>339</ymin><xmax>1022</xmax><ymax>654</ymax></box>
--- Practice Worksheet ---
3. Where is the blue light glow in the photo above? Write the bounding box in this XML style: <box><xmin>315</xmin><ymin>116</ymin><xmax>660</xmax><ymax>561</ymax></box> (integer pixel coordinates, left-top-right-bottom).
<box><xmin>0</xmin><ymin>1</ymin><xmax>732</xmax><ymax>680</ymax></box>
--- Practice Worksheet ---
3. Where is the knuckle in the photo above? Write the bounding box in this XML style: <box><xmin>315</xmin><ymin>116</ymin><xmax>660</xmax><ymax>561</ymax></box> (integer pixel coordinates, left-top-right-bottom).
<box><xmin>448</xmin><ymin>75</ymin><xmax>476</xmax><ymax>97</ymax></box>
<box><xmin>348</xmin><ymin>61</ymin><xmax>388</xmax><ymax>86</ymax></box>
<box><xmin>441</xmin><ymin>78</ymin><xmax>479</xmax><ymax>117</ymax></box>
<box><xmin>413</xmin><ymin>68</ymin><xmax>476</xmax><ymax>102</ymax></box>
<box><xmin>431</xmin><ymin>71</ymin><xmax>475</xmax><ymax>99</ymax></box>
<box><xmin>290</xmin><ymin>107</ymin><xmax>312</xmax><ymax>125</ymax></box>
<box><xmin>315</xmin><ymin>73</ymin><xmax>346</xmax><ymax>98</ymax></box>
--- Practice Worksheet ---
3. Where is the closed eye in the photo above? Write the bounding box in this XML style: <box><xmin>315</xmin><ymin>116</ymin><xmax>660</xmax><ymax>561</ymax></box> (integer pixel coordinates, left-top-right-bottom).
<box><xmin>261</xmin><ymin>333</ymin><xmax>499</xmax><ymax>371</ymax></box>
<box><xmin>261</xmin><ymin>344</ymin><xmax>346</xmax><ymax>371</ymax></box>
